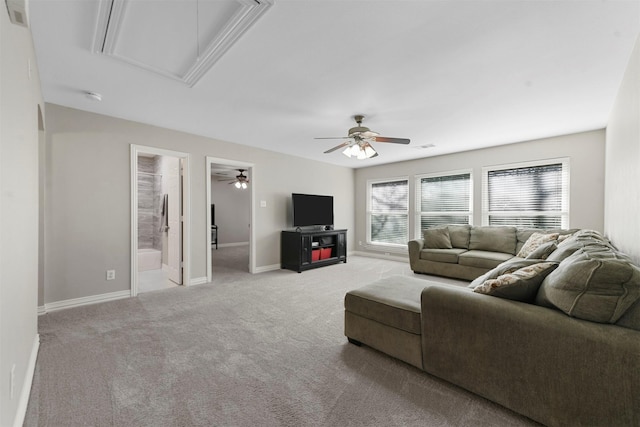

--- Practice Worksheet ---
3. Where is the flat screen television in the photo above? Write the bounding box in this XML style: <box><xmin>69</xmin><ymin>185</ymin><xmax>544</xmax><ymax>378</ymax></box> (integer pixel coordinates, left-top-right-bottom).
<box><xmin>292</xmin><ymin>193</ymin><xmax>334</xmax><ymax>227</ymax></box>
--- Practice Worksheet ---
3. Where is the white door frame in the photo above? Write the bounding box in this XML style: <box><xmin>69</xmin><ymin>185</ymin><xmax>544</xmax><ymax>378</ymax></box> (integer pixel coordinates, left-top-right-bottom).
<box><xmin>131</xmin><ymin>145</ymin><xmax>191</xmax><ymax>296</ymax></box>
<box><xmin>206</xmin><ymin>156</ymin><xmax>255</xmax><ymax>281</ymax></box>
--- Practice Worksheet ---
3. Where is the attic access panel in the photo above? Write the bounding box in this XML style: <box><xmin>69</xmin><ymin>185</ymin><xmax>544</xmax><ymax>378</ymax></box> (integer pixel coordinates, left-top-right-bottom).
<box><xmin>92</xmin><ymin>0</ymin><xmax>273</xmax><ymax>87</ymax></box>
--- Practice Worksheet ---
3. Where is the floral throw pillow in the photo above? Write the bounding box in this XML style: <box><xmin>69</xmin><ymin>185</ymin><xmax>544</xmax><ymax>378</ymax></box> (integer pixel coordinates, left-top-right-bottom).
<box><xmin>517</xmin><ymin>232</ymin><xmax>559</xmax><ymax>258</ymax></box>
<box><xmin>473</xmin><ymin>262</ymin><xmax>559</xmax><ymax>302</ymax></box>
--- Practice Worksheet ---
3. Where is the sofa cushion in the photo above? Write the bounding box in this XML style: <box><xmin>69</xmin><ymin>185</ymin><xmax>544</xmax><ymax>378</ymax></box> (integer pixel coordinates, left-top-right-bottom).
<box><xmin>458</xmin><ymin>250</ymin><xmax>514</xmax><ymax>269</ymax></box>
<box><xmin>468</xmin><ymin>258</ymin><xmax>546</xmax><ymax>288</ymax></box>
<box><xmin>546</xmin><ymin>238</ymin><xmax>583</xmax><ymax>262</ymax></box>
<box><xmin>546</xmin><ymin>230</ymin><xmax>613</xmax><ymax>263</ymax></box>
<box><xmin>536</xmin><ymin>249</ymin><xmax>640</xmax><ymax>323</ymax></box>
<box><xmin>423</xmin><ymin>227</ymin><xmax>453</xmax><ymax>249</ymax></box>
<box><xmin>469</xmin><ymin>226</ymin><xmax>517</xmax><ymax>255</ymax></box>
<box><xmin>447</xmin><ymin>224</ymin><xmax>471</xmax><ymax>249</ymax></box>
<box><xmin>517</xmin><ymin>232</ymin><xmax>559</xmax><ymax>258</ymax></box>
<box><xmin>473</xmin><ymin>262</ymin><xmax>559</xmax><ymax>302</ymax></box>
<box><xmin>525</xmin><ymin>241</ymin><xmax>558</xmax><ymax>260</ymax></box>
<box><xmin>344</xmin><ymin>276</ymin><xmax>425</xmax><ymax>334</ymax></box>
<box><xmin>616</xmin><ymin>298</ymin><xmax>640</xmax><ymax>331</ymax></box>
<box><xmin>420</xmin><ymin>248</ymin><xmax>467</xmax><ymax>264</ymax></box>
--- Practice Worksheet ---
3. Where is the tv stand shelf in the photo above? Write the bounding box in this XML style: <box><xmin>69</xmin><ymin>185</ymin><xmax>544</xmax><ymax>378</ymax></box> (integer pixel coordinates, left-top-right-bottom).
<box><xmin>281</xmin><ymin>229</ymin><xmax>347</xmax><ymax>273</ymax></box>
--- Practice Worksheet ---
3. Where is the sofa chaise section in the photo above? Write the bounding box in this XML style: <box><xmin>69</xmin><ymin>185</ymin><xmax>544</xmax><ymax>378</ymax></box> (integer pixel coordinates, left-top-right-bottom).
<box><xmin>347</xmin><ymin>229</ymin><xmax>640</xmax><ymax>426</ymax></box>
<box><xmin>421</xmin><ymin>284</ymin><xmax>640</xmax><ymax>427</ymax></box>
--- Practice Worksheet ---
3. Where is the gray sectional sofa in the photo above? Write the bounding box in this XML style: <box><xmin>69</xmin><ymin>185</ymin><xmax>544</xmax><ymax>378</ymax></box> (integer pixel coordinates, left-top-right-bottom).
<box><xmin>345</xmin><ymin>228</ymin><xmax>640</xmax><ymax>426</ymax></box>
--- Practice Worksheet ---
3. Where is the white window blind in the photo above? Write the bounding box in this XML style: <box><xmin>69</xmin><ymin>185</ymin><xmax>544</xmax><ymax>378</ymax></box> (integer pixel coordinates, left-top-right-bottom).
<box><xmin>483</xmin><ymin>159</ymin><xmax>569</xmax><ymax>229</ymax></box>
<box><xmin>416</xmin><ymin>171</ymin><xmax>472</xmax><ymax>235</ymax></box>
<box><xmin>367</xmin><ymin>179</ymin><xmax>409</xmax><ymax>246</ymax></box>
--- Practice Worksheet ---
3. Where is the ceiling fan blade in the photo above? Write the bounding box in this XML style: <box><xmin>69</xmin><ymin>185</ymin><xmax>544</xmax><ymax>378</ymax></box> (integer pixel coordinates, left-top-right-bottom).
<box><xmin>374</xmin><ymin>136</ymin><xmax>410</xmax><ymax>144</ymax></box>
<box><xmin>324</xmin><ymin>141</ymin><xmax>351</xmax><ymax>154</ymax></box>
<box><xmin>314</xmin><ymin>137</ymin><xmax>350</xmax><ymax>140</ymax></box>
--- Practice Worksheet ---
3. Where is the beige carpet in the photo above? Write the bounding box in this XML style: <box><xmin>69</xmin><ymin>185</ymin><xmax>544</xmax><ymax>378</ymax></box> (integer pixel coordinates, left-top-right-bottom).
<box><xmin>24</xmin><ymin>250</ymin><xmax>539</xmax><ymax>426</ymax></box>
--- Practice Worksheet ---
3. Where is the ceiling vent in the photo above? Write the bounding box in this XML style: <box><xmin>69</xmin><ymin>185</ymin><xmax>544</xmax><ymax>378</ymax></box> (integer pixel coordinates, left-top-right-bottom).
<box><xmin>5</xmin><ymin>0</ymin><xmax>29</xmax><ymax>27</ymax></box>
<box><xmin>91</xmin><ymin>0</ymin><xmax>273</xmax><ymax>87</ymax></box>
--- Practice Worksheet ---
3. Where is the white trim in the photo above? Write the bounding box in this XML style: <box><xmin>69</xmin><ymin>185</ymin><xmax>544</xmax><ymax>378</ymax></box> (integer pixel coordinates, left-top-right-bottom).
<box><xmin>131</xmin><ymin>145</ymin><xmax>191</xmax><ymax>297</ymax></box>
<box><xmin>351</xmin><ymin>250</ymin><xmax>409</xmax><ymax>263</ymax></box>
<box><xmin>366</xmin><ymin>176</ymin><xmax>410</xmax><ymax>247</ymax></box>
<box><xmin>44</xmin><ymin>290</ymin><xmax>130</xmax><ymax>313</ymax></box>
<box><xmin>13</xmin><ymin>335</ymin><xmax>40</xmax><ymax>427</ymax></box>
<box><xmin>414</xmin><ymin>168</ymin><xmax>474</xmax><ymax>238</ymax></box>
<box><xmin>254</xmin><ymin>264</ymin><xmax>281</xmax><ymax>273</ymax></box>
<box><xmin>217</xmin><ymin>241</ymin><xmax>249</xmax><ymax>248</ymax></box>
<box><xmin>481</xmin><ymin>157</ymin><xmax>570</xmax><ymax>228</ymax></box>
<box><xmin>190</xmin><ymin>277</ymin><xmax>209</xmax><ymax>286</ymax></box>
<box><xmin>37</xmin><ymin>305</ymin><xmax>46</xmax><ymax>316</ymax></box>
<box><xmin>206</xmin><ymin>156</ymin><xmax>256</xmax><ymax>283</ymax></box>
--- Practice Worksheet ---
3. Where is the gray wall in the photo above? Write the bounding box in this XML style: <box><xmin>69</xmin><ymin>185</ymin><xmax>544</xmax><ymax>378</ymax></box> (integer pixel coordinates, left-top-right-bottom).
<box><xmin>606</xmin><ymin>34</ymin><xmax>640</xmax><ymax>265</ymax></box>
<box><xmin>354</xmin><ymin>130</ymin><xmax>606</xmax><ymax>257</ymax></box>
<box><xmin>0</xmin><ymin>13</ymin><xmax>43</xmax><ymax>426</ymax></box>
<box><xmin>43</xmin><ymin>104</ymin><xmax>355</xmax><ymax>303</ymax></box>
<box><xmin>211</xmin><ymin>177</ymin><xmax>250</xmax><ymax>245</ymax></box>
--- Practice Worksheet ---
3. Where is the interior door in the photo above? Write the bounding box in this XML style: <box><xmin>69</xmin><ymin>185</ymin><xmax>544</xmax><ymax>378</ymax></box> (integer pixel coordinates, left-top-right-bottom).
<box><xmin>166</xmin><ymin>157</ymin><xmax>182</xmax><ymax>284</ymax></box>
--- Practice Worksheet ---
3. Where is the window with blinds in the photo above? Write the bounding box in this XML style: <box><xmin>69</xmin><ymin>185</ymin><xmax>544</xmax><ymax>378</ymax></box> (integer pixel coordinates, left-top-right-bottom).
<box><xmin>367</xmin><ymin>178</ymin><xmax>409</xmax><ymax>246</ymax></box>
<box><xmin>416</xmin><ymin>171</ymin><xmax>472</xmax><ymax>236</ymax></box>
<box><xmin>482</xmin><ymin>159</ymin><xmax>570</xmax><ymax>229</ymax></box>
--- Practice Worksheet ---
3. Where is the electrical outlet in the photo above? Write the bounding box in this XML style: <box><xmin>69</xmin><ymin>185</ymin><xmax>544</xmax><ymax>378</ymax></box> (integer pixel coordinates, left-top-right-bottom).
<box><xmin>359</xmin><ymin>241</ymin><xmax>362</xmax><ymax>246</ymax></box>
<box><xmin>10</xmin><ymin>364</ymin><xmax>15</xmax><ymax>399</ymax></box>
<box><xmin>106</xmin><ymin>270</ymin><xmax>115</xmax><ymax>280</ymax></box>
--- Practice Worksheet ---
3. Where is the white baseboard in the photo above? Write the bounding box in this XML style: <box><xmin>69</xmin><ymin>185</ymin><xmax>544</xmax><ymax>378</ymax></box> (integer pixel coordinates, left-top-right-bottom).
<box><xmin>190</xmin><ymin>277</ymin><xmax>208</xmax><ymax>286</ymax></box>
<box><xmin>43</xmin><ymin>290</ymin><xmax>130</xmax><ymax>313</ymax></box>
<box><xmin>217</xmin><ymin>241</ymin><xmax>249</xmax><ymax>248</ymax></box>
<box><xmin>253</xmin><ymin>263</ymin><xmax>281</xmax><ymax>273</ymax></box>
<box><xmin>13</xmin><ymin>334</ymin><xmax>39</xmax><ymax>427</ymax></box>
<box><xmin>351</xmin><ymin>250</ymin><xmax>409</xmax><ymax>263</ymax></box>
<box><xmin>37</xmin><ymin>305</ymin><xmax>46</xmax><ymax>316</ymax></box>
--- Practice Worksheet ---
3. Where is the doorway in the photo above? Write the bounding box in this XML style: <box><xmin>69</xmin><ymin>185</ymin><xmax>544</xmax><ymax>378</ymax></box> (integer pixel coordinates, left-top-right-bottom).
<box><xmin>206</xmin><ymin>157</ymin><xmax>255</xmax><ymax>281</ymax></box>
<box><xmin>131</xmin><ymin>145</ymin><xmax>191</xmax><ymax>296</ymax></box>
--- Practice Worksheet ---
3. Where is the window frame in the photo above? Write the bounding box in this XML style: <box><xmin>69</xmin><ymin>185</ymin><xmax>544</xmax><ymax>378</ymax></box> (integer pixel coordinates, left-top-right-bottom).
<box><xmin>482</xmin><ymin>158</ymin><xmax>570</xmax><ymax>229</ymax></box>
<box><xmin>366</xmin><ymin>176</ymin><xmax>410</xmax><ymax>249</ymax></box>
<box><xmin>414</xmin><ymin>169</ymin><xmax>473</xmax><ymax>238</ymax></box>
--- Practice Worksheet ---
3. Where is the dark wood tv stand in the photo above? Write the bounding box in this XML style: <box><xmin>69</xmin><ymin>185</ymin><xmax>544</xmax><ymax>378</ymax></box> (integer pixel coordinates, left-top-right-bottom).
<box><xmin>281</xmin><ymin>229</ymin><xmax>347</xmax><ymax>273</ymax></box>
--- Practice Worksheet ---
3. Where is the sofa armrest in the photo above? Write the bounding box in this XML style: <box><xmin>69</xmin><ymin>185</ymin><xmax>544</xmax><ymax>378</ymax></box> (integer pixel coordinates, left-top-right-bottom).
<box><xmin>420</xmin><ymin>285</ymin><xmax>640</xmax><ymax>427</ymax></box>
<box><xmin>407</xmin><ymin>239</ymin><xmax>424</xmax><ymax>269</ymax></box>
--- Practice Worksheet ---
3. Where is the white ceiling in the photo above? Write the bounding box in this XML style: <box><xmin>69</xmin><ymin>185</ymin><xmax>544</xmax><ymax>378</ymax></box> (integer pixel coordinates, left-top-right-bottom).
<box><xmin>29</xmin><ymin>0</ymin><xmax>640</xmax><ymax>168</ymax></box>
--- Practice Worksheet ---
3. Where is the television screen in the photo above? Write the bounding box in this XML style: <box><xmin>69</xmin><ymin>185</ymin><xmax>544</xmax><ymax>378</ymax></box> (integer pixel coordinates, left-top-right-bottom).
<box><xmin>292</xmin><ymin>193</ymin><xmax>334</xmax><ymax>227</ymax></box>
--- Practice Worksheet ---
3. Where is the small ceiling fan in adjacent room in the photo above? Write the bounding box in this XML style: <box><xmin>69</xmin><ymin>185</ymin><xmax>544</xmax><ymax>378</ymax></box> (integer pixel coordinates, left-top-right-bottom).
<box><xmin>229</xmin><ymin>169</ymin><xmax>249</xmax><ymax>189</ymax></box>
<box><xmin>315</xmin><ymin>115</ymin><xmax>410</xmax><ymax>159</ymax></box>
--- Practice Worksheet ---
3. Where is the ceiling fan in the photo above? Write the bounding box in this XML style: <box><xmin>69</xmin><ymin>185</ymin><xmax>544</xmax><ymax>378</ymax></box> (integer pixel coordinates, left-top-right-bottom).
<box><xmin>315</xmin><ymin>115</ymin><xmax>410</xmax><ymax>159</ymax></box>
<box><xmin>228</xmin><ymin>169</ymin><xmax>249</xmax><ymax>189</ymax></box>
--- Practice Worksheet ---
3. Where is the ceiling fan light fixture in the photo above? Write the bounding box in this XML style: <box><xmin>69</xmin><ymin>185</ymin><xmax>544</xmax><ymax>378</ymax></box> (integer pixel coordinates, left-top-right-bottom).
<box><xmin>343</xmin><ymin>144</ymin><xmax>361</xmax><ymax>158</ymax></box>
<box><xmin>231</xmin><ymin>169</ymin><xmax>249</xmax><ymax>189</ymax></box>
<box><xmin>343</xmin><ymin>142</ymin><xmax>377</xmax><ymax>159</ymax></box>
<box><xmin>363</xmin><ymin>143</ymin><xmax>377</xmax><ymax>158</ymax></box>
